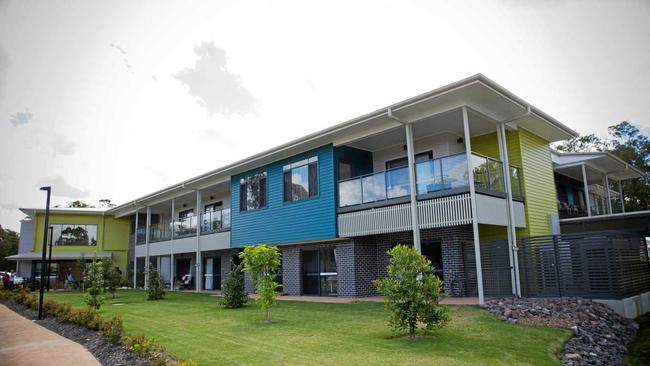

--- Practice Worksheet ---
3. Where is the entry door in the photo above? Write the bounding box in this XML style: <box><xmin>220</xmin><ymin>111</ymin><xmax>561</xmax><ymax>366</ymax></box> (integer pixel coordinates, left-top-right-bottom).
<box><xmin>204</xmin><ymin>258</ymin><xmax>214</xmax><ymax>290</ymax></box>
<box><xmin>422</xmin><ymin>241</ymin><xmax>443</xmax><ymax>279</ymax></box>
<box><xmin>302</xmin><ymin>250</ymin><xmax>320</xmax><ymax>295</ymax></box>
<box><xmin>301</xmin><ymin>248</ymin><xmax>338</xmax><ymax>296</ymax></box>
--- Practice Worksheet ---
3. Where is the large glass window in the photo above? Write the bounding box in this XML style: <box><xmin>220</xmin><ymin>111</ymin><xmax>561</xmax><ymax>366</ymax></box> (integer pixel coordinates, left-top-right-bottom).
<box><xmin>50</xmin><ymin>224</ymin><xmax>98</xmax><ymax>246</ymax></box>
<box><xmin>283</xmin><ymin>156</ymin><xmax>318</xmax><ymax>202</ymax></box>
<box><xmin>301</xmin><ymin>247</ymin><xmax>338</xmax><ymax>296</ymax></box>
<box><xmin>240</xmin><ymin>172</ymin><xmax>267</xmax><ymax>211</ymax></box>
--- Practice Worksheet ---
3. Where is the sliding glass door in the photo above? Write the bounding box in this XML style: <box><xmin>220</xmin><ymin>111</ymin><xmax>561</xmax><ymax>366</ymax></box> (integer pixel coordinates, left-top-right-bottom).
<box><xmin>302</xmin><ymin>247</ymin><xmax>338</xmax><ymax>296</ymax></box>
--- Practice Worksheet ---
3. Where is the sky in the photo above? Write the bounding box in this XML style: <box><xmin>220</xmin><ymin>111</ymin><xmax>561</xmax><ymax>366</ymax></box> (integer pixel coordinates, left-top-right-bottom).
<box><xmin>0</xmin><ymin>0</ymin><xmax>649</xmax><ymax>231</ymax></box>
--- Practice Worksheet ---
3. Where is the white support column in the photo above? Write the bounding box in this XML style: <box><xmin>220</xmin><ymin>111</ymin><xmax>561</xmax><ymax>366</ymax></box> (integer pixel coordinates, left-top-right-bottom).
<box><xmin>145</xmin><ymin>206</ymin><xmax>151</xmax><ymax>289</ymax></box>
<box><xmin>133</xmin><ymin>209</ymin><xmax>139</xmax><ymax>288</ymax></box>
<box><xmin>170</xmin><ymin>199</ymin><xmax>175</xmax><ymax>291</ymax></box>
<box><xmin>618</xmin><ymin>180</ymin><xmax>625</xmax><ymax>213</ymax></box>
<box><xmin>581</xmin><ymin>164</ymin><xmax>592</xmax><ymax>217</ymax></box>
<box><xmin>195</xmin><ymin>191</ymin><xmax>202</xmax><ymax>292</ymax></box>
<box><xmin>604</xmin><ymin>175</ymin><xmax>612</xmax><ymax>214</ymax></box>
<box><xmin>462</xmin><ymin>107</ymin><xmax>484</xmax><ymax>305</ymax></box>
<box><xmin>497</xmin><ymin>122</ymin><xmax>521</xmax><ymax>296</ymax></box>
<box><xmin>404</xmin><ymin>123</ymin><xmax>421</xmax><ymax>253</ymax></box>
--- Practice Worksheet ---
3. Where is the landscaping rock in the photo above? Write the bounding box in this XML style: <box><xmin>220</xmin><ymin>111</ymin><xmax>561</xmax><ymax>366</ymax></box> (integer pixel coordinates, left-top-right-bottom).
<box><xmin>483</xmin><ymin>297</ymin><xmax>637</xmax><ymax>366</ymax></box>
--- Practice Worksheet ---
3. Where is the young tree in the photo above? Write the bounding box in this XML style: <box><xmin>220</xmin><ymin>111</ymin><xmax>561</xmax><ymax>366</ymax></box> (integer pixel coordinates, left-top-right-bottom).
<box><xmin>240</xmin><ymin>245</ymin><xmax>281</xmax><ymax>322</ymax></box>
<box><xmin>374</xmin><ymin>245</ymin><xmax>449</xmax><ymax>339</ymax></box>
<box><xmin>221</xmin><ymin>261</ymin><xmax>247</xmax><ymax>309</ymax></box>
<box><xmin>85</xmin><ymin>254</ymin><xmax>106</xmax><ymax>309</ymax></box>
<box><xmin>102</xmin><ymin>258</ymin><xmax>122</xmax><ymax>298</ymax></box>
<box><xmin>146</xmin><ymin>265</ymin><xmax>165</xmax><ymax>301</ymax></box>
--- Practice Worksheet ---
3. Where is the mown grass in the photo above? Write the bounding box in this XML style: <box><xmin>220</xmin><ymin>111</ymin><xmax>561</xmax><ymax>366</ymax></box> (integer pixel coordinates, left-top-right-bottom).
<box><xmin>46</xmin><ymin>290</ymin><xmax>571</xmax><ymax>366</ymax></box>
<box><xmin>625</xmin><ymin>312</ymin><xmax>650</xmax><ymax>366</ymax></box>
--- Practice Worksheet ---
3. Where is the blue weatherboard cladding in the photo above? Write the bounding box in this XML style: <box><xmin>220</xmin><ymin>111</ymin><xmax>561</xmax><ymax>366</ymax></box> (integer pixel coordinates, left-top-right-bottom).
<box><xmin>231</xmin><ymin>144</ymin><xmax>337</xmax><ymax>247</ymax></box>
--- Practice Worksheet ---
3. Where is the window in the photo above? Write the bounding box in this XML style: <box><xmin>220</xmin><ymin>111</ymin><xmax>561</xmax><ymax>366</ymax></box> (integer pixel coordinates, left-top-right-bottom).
<box><xmin>204</xmin><ymin>202</ymin><xmax>222</xmax><ymax>213</ymax></box>
<box><xmin>283</xmin><ymin>156</ymin><xmax>318</xmax><ymax>202</ymax></box>
<box><xmin>178</xmin><ymin>209</ymin><xmax>194</xmax><ymax>219</ymax></box>
<box><xmin>240</xmin><ymin>171</ymin><xmax>267</xmax><ymax>211</ymax></box>
<box><xmin>385</xmin><ymin>151</ymin><xmax>433</xmax><ymax>170</ymax></box>
<box><xmin>50</xmin><ymin>224</ymin><xmax>98</xmax><ymax>246</ymax></box>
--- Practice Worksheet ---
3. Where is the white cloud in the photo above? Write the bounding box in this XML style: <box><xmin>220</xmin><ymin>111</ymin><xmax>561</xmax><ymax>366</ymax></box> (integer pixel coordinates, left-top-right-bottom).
<box><xmin>174</xmin><ymin>42</ymin><xmax>255</xmax><ymax>117</ymax></box>
<box><xmin>51</xmin><ymin>134</ymin><xmax>76</xmax><ymax>156</ymax></box>
<box><xmin>36</xmin><ymin>176</ymin><xmax>89</xmax><ymax>199</ymax></box>
<box><xmin>9</xmin><ymin>110</ymin><xmax>32</xmax><ymax>126</ymax></box>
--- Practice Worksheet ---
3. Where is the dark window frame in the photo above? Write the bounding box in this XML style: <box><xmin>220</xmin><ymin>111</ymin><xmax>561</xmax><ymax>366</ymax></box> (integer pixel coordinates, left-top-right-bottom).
<box><xmin>385</xmin><ymin>151</ymin><xmax>433</xmax><ymax>170</ymax></box>
<box><xmin>239</xmin><ymin>171</ymin><xmax>268</xmax><ymax>212</ymax></box>
<box><xmin>283</xmin><ymin>156</ymin><xmax>319</xmax><ymax>203</ymax></box>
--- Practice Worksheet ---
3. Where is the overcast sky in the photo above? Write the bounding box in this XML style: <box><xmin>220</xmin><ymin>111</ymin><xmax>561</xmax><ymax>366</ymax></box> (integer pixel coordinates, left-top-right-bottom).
<box><xmin>1</xmin><ymin>0</ymin><xmax>649</xmax><ymax>231</ymax></box>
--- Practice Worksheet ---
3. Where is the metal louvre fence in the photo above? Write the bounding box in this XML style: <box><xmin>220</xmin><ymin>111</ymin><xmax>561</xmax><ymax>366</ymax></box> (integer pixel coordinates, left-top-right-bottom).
<box><xmin>480</xmin><ymin>240</ymin><xmax>513</xmax><ymax>298</ymax></box>
<box><xmin>517</xmin><ymin>232</ymin><xmax>650</xmax><ymax>300</ymax></box>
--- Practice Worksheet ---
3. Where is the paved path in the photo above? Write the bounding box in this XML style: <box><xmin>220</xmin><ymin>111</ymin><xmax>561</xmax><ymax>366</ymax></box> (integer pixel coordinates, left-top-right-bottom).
<box><xmin>0</xmin><ymin>304</ymin><xmax>100</xmax><ymax>366</ymax></box>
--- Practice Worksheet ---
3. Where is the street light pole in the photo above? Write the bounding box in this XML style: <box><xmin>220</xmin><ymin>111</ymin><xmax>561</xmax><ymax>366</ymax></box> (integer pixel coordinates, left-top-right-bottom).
<box><xmin>46</xmin><ymin>226</ymin><xmax>53</xmax><ymax>292</ymax></box>
<box><xmin>38</xmin><ymin>186</ymin><xmax>51</xmax><ymax>320</ymax></box>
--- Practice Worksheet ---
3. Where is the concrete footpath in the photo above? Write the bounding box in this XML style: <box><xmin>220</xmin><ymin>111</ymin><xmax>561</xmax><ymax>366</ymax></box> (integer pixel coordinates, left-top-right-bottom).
<box><xmin>0</xmin><ymin>304</ymin><xmax>100</xmax><ymax>366</ymax></box>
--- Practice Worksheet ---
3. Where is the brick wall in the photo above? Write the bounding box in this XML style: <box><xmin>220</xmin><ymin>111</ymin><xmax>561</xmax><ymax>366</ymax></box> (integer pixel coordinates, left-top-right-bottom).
<box><xmin>280</xmin><ymin>247</ymin><xmax>302</xmax><ymax>295</ymax></box>
<box><xmin>277</xmin><ymin>225</ymin><xmax>476</xmax><ymax>297</ymax></box>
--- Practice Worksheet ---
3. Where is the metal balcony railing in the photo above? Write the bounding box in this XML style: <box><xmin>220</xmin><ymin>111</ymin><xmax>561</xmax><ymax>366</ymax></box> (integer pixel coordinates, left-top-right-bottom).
<box><xmin>338</xmin><ymin>153</ymin><xmax>523</xmax><ymax>208</ymax></box>
<box><xmin>200</xmin><ymin>208</ymin><xmax>231</xmax><ymax>234</ymax></box>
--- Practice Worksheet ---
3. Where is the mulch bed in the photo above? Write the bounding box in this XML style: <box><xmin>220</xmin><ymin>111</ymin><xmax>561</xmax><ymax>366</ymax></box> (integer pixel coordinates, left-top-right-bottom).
<box><xmin>1</xmin><ymin>299</ymin><xmax>149</xmax><ymax>366</ymax></box>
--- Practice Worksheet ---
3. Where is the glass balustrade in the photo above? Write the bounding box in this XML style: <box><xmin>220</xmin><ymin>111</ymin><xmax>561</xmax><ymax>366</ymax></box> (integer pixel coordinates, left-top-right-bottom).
<box><xmin>173</xmin><ymin>216</ymin><xmax>197</xmax><ymax>238</ymax></box>
<box><xmin>149</xmin><ymin>222</ymin><xmax>172</xmax><ymax>243</ymax></box>
<box><xmin>136</xmin><ymin>227</ymin><xmax>146</xmax><ymax>245</ymax></box>
<box><xmin>200</xmin><ymin>208</ymin><xmax>231</xmax><ymax>234</ymax></box>
<box><xmin>338</xmin><ymin>153</ymin><xmax>522</xmax><ymax>208</ymax></box>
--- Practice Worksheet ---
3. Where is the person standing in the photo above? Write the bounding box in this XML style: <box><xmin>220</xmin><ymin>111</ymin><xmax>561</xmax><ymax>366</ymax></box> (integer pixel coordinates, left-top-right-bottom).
<box><xmin>2</xmin><ymin>272</ymin><xmax>9</xmax><ymax>290</ymax></box>
<box><xmin>8</xmin><ymin>271</ymin><xmax>14</xmax><ymax>290</ymax></box>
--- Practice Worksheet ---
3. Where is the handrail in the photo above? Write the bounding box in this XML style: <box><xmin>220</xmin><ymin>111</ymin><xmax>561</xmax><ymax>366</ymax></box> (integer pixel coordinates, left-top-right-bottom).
<box><xmin>338</xmin><ymin>152</ymin><xmax>523</xmax><ymax>208</ymax></box>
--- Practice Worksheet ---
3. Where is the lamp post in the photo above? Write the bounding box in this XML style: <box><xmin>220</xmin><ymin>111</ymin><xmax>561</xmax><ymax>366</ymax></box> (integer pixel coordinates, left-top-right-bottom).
<box><xmin>46</xmin><ymin>226</ymin><xmax>53</xmax><ymax>291</ymax></box>
<box><xmin>38</xmin><ymin>186</ymin><xmax>51</xmax><ymax>320</ymax></box>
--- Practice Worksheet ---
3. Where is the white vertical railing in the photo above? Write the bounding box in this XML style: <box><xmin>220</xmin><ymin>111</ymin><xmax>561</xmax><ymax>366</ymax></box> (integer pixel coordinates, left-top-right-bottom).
<box><xmin>338</xmin><ymin>193</ymin><xmax>472</xmax><ymax>237</ymax></box>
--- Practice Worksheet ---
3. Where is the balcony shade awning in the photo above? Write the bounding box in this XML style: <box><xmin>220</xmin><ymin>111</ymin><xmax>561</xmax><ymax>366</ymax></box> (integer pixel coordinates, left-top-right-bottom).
<box><xmin>6</xmin><ymin>251</ymin><xmax>113</xmax><ymax>261</ymax></box>
<box><xmin>552</xmin><ymin>150</ymin><xmax>644</xmax><ymax>183</ymax></box>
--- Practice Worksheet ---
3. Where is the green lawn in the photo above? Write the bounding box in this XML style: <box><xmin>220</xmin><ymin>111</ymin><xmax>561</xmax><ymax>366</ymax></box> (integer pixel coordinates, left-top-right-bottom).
<box><xmin>46</xmin><ymin>290</ymin><xmax>570</xmax><ymax>366</ymax></box>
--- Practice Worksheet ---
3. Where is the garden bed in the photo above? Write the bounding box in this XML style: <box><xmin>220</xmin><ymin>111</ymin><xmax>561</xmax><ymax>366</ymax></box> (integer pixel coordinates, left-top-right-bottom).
<box><xmin>1</xmin><ymin>298</ymin><xmax>148</xmax><ymax>366</ymax></box>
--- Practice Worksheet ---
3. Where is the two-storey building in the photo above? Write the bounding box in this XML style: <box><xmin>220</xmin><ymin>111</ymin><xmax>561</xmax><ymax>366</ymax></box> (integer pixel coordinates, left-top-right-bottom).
<box><xmin>101</xmin><ymin>74</ymin><xmax>580</xmax><ymax>304</ymax></box>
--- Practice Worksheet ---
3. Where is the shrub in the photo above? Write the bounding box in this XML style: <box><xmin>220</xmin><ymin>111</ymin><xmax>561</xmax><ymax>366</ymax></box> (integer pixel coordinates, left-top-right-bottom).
<box><xmin>122</xmin><ymin>333</ymin><xmax>165</xmax><ymax>358</ymax></box>
<box><xmin>240</xmin><ymin>244</ymin><xmax>281</xmax><ymax>322</ymax></box>
<box><xmin>146</xmin><ymin>265</ymin><xmax>165</xmax><ymax>301</ymax></box>
<box><xmin>85</xmin><ymin>254</ymin><xmax>106</xmax><ymax>309</ymax></box>
<box><xmin>23</xmin><ymin>293</ymin><xmax>38</xmax><ymax>310</ymax></box>
<box><xmin>68</xmin><ymin>306</ymin><xmax>104</xmax><ymax>330</ymax></box>
<box><xmin>221</xmin><ymin>262</ymin><xmax>247</xmax><ymax>309</ymax></box>
<box><xmin>101</xmin><ymin>314</ymin><xmax>124</xmax><ymax>344</ymax></box>
<box><xmin>374</xmin><ymin>245</ymin><xmax>449</xmax><ymax>339</ymax></box>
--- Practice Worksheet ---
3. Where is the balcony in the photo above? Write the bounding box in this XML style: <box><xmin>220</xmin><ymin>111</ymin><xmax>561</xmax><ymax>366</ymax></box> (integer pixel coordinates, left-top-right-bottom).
<box><xmin>338</xmin><ymin>153</ymin><xmax>522</xmax><ymax>210</ymax></box>
<box><xmin>337</xmin><ymin>153</ymin><xmax>526</xmax><ymax>237</ymax></box>
<box><xmin>200</xmin><ymin>208</ymin><xmax>231</xmax><ymax>234</ymax></box>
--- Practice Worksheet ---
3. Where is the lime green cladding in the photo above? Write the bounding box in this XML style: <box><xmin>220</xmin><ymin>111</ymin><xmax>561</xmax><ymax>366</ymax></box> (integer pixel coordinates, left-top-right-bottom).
<box><xmin>471</xmin><ymin>128</ymin><xmax>558</xmax><ymax>239</ymax></box>
<box><xmin>32</xmin><ymin>212</ymin><xmax>130</xmax><ymax>277</ymax></box>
